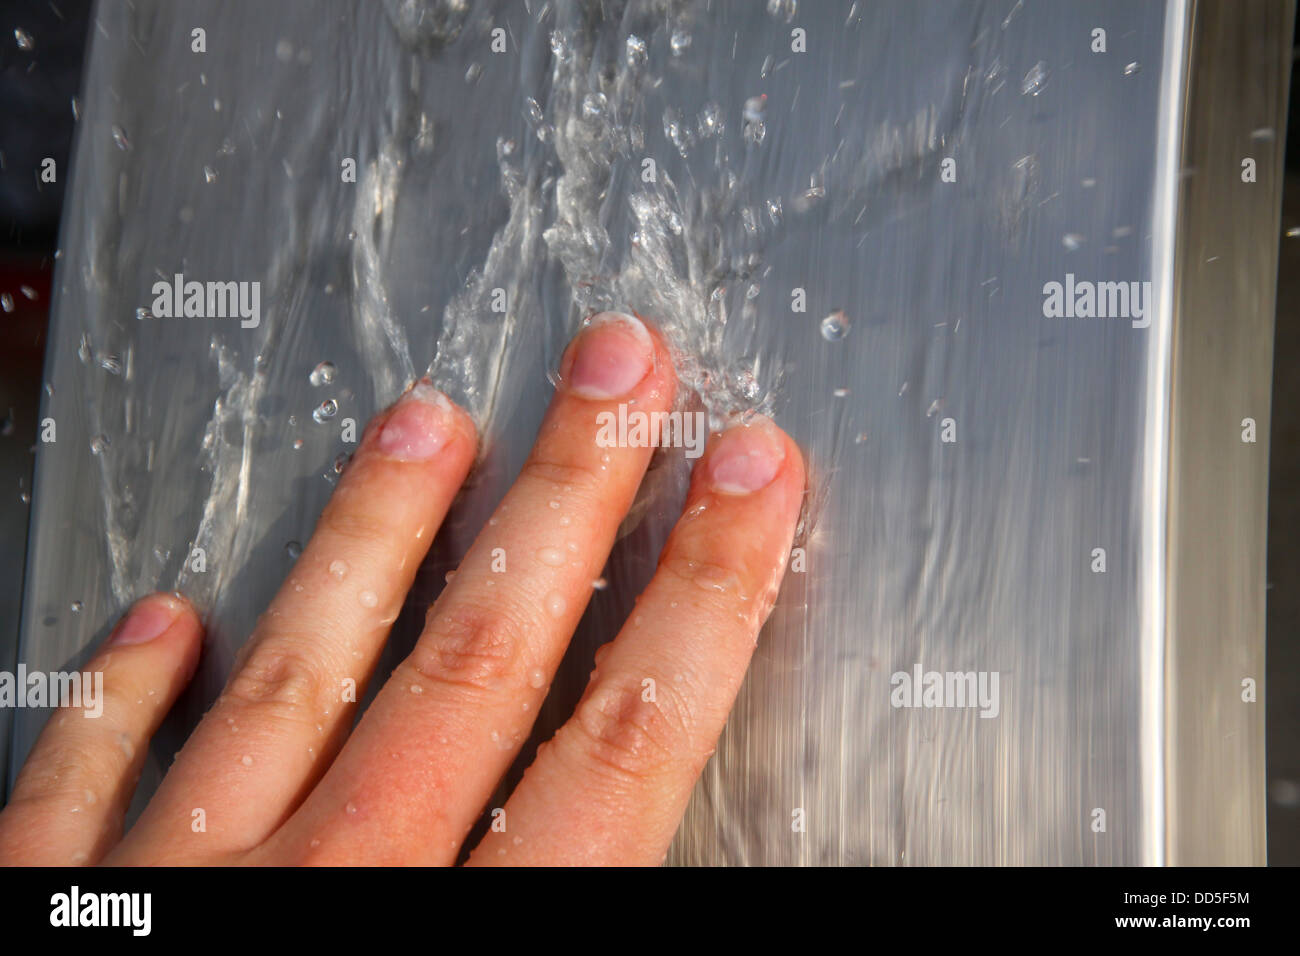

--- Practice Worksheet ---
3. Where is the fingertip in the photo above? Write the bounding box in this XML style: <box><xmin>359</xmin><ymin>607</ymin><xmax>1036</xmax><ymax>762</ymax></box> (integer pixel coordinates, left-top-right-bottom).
<box><xmin>106</xmin><ymin>591</ymin><xmax>203</xmax><ymax>649</ymax></box>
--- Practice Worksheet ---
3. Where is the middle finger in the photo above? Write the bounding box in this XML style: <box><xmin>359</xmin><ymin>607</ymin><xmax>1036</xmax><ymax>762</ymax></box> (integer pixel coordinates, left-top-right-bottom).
<box><xmin>266</xmin><ymin>312</ymin><xmax>677</xmax><ymax>863</ymax></box>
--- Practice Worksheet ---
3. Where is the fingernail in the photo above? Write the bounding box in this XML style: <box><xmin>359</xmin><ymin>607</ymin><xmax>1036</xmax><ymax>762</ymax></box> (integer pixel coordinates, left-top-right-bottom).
<box><xmin>706</xmin><ymin>417</ymin><xmax>786</xmax><ymax>495</ymax></box>
<box><xmin>376</xmin><ymin>382</ymin><xmax>454</xmax><ymax>461</ymax></box>
<box><xmin>110</xmin><ymin>595</ymin><xmax>183</xmax><ymax>646</ymax></box>
<box><xmin>565</xmin><ymin>311</ymin><xmax>654</xmax><ymax>399</ymax></box>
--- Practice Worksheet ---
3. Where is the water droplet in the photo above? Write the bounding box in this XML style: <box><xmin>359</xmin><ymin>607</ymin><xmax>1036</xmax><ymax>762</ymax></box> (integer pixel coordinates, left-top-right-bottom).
<box><xmin>0</xmin><ymin>293</ymin><xmax>12</xmax><ymax>313</ymax></box>
<box><xmin>14</xmin><ymin>28</ymin><xmax>34</xmax><ymax>51</ymax></box>
<box><xmin>111</xmin><ymin>124</ymin><xmax>132</xmax><ymax>151</ymax></box>
<box><xmin>241</xmin><ymin>755</ymin><xmax>253</xmax><ymax>767</ymax></box>
<box><xmin>312</xmin><ymin>399</ymin><xmax>338</xmax><ymax>423</ymax></box>
<box><xmin>309</xmin><ymin>361</ymin><xmax>336</xmax><ymax>386</ymax></box>
<box><xmin>333</xmin><ymin>453</ymin><xmax>348</xmax><ymax>475</ymax></box>
<box><xmin>1123</xmin><ymin>61</ymin><xmax>1141</xmax><ymax>76</ymax></box>
<box><xmin>135</xmin><ymin>307</ymin><xmax>151</xmax><ymax>320</ymax></box>
<box><xmin>410</xmin><ymin>684</ymin><xmax>424</xmax><ymax>694</ymax></box>
<box><xmin>70</xmin><ymin>601</ymin><xmax>82</xmax><ymax>613</ymax></box>
<box><xmin>465</xmin><ymin>62</ymin><xmax>483</xmax><ymax>84</ymax></box>
<box><xmin>329</xmin><ymin>559</ymin><xmax>348</xmax><ymax>580</ymax></box>
<box><xmin>345</xmin><ymin>802</ymin><xmax>357</xmax><ymax>814</ymax></box>
<box><xmin>693</xmin><ymin>565</ymin><xmax>741</xmax><ymax>594</ymax></box>
<box><xmin>358</xmin><ymin>589</ymin><xmax>378</xmax><ymax>608</ymax></box>
<box><xmin>670</xmin><ymin>30</ymin><xmax>691</xmax><ymax>55</ymax></box>
<box><xmin>820</xmin><ymin>309</ymin><xmax>850</xmax><ymax>342</ymax></box>
<box><xmin>1062</xmin><ymin>233</ymin><xmax>1084</xmax><ymax>251</ymax></box>
<box><xmin>546</xmin><ymin>592</ymin><xmax>567</xmax><ymax>618</ymax></box>
<box><xmin>1020</xmin><ymin>61</ymin><xmax>1049</xmax><ymax>96</ymax></box>
<box><xmin>536</xmin><ymin>547</ymin><xmax>566</xmax><ymax>567</ymax></box>
<box><xmin>528</xmin><ymin>668</ymin><xmax>547</xmax><ymax>689</ymax></box>
<box><xmin>90</xmin><ymin>435</ymin><xmax>109</xmax><ymax>454</ymax></box>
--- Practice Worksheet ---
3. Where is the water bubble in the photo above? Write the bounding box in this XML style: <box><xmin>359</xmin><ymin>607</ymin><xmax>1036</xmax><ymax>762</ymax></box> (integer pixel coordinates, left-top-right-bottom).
<box><xmin>742</xmin><ymin>95</ymin><xmax>768</xmax><ymax>146</ymax></box>
<box><xmin>285</xmin><ymin>541</ymin><xmax>302</xmax><ymax>560</ymax></box>
<box><xmin>1020</xmin><ymin>61</ymin><xmax>1049</xmax><ymax>96</ymax></box>
<box><xmin>14</xmin><ymin>28</ymin><xmax>34</xmax><ymax>51</ymax></box>
<box><xmin>625</xmin><ymin>34</ymin><xmax>647</xmax><ymax>69</ymax></box>
<box><xmin>670</xmin><ymin>30</ymin><xmax>692</xmax><ymax>56</ymax></box>
<box><xmin>0</xmin><ymin>293</ymin><xmax>12</xmax><ymax>313</ymax></box>
<box><xmin>524</xmin><ymin>96</ymin><xmax>544</xmax><ymax>126</ymax></box>
<box><xmin>698</xmin><ymin>102</ymin><xmax>723</xmax><ymax>137</ymax></box>
<box><xmin>581</xmin><ymin>92</ymin><xmax>607</xmax><ymax>120</ymax></box>
<box><xmin>70</xmin><ymin>601</ymin><xmax>82</xmax><ymax>613</ymax></box>
<box><xmin>135</xmin><ymin>307</ymin><xmax>151</xmax><ymax>320</ymax></box>
<box><xmin>767</xmin><ymin>0</ymin><xmax>798</xmax><ymax>22</ymax></box>
<box><xmin>1123</xmin><ymin>61</ymin><xmax>1141</xmax><ymax>76</ymax></box>
<box><xmin>111</xmin><ymin>125</ymin><xmax>132</xmax><ymax>151</ymax></box>
<box><xmin>549</xmin><ymin>30</ymin><xmax>573</xmax><ymax>65</ymax></box>
<box><xmin>820</xmin><ymin>309</ymin><xmax>850</xmax><ymax>342</ymax></box>
<box><xmin>90</xmin><ymin>435</ymin><xmax>110</xmax><ymax>454</ymax></box>
<box><xmin>312</xmin><ymin>399</ymin><xmax>338</xmax><ymax>423</ymax></box>
<box><xmin>203</xmin><ymin>165</ymin><xmax>217</xmax><ymax>184</ymax></box>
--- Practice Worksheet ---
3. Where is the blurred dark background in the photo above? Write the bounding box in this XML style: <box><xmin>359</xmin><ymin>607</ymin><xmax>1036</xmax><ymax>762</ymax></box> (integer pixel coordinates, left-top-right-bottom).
<box><xmin>0</xmin><ymin>0</ymin><xmax>1296</xmax><ymax>863</ymax></box>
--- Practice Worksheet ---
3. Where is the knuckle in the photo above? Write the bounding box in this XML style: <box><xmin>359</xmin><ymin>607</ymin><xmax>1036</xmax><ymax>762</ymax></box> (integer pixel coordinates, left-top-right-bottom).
<box><xmin>519</xmin><ymin>453</ymin><xmax>605</xmax><ymax>501</ymax></box>
<box><xmin>224</xmin><ymin>643</ymin><xmax>329</xmax><ymax>717</ymax></box>
<box><xmin>563</xmin><ymin>678</ymin><xmax>692</xmax><ymax>785</ymax></box>
<box><xmin>407</xmin><ymin>603</ymin><xmax>524</xmax><ymax>697</ymax></box>
<box><xmin>317</xmin><ymin>499</ymin><xmax>393</xmax><ymax>550</ymax></box>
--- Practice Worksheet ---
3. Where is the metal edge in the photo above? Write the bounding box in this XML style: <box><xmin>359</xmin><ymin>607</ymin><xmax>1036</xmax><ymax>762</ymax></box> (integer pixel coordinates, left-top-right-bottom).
<box><xmin>1162</xmin><ymin>0</ymin><xmax>1293</xmax><ymax>865</ymax></box>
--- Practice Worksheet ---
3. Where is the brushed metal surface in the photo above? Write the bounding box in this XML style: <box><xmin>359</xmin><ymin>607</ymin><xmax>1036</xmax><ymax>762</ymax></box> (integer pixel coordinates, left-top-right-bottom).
<box><xmin>6</xmin><ymin>0</ymin><xmax>1284</xmax><ymax>864</ymax></box>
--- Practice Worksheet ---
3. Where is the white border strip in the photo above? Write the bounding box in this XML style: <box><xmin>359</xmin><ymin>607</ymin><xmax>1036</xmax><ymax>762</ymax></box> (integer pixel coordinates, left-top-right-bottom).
<box><xmin>1142</xmin><ymin>0</ymin><xmax>1190</xmax><ymax>868</ymax></box>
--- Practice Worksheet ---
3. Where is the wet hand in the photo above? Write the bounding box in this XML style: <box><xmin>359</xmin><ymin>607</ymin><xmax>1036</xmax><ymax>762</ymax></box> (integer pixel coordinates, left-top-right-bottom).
<box><xmin>0</xmin><ymin>313</ymin><xmax>805</xmax><ymax>865</ymax></box>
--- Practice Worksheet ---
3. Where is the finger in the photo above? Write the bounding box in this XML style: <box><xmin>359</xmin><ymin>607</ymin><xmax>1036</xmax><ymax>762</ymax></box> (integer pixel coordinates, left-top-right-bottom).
<box><xmin>265</xmin><ymin>312</ymin><xmax>679</xmax><ymax>863</ymax></box>
<box><xmin>0</xmin><ymin>594</ymin><xmax>202</xmax><ymax>866</ymax></box>
<box><xmin>468</xmin><ymin>415</ymin><xmax>804</xmax><ymax>866</ymax></box>
<box><xmin>116</xmin><ymin>383</ymin><xmax>476</xmax><ymax>861</ymax></box>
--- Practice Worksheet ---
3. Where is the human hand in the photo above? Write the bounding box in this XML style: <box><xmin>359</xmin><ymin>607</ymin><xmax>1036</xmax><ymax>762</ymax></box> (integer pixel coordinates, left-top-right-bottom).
<box><xmin>0</xmin><ymin>313</ymin><xmax>805</xmax><ymax>866</ymax></box>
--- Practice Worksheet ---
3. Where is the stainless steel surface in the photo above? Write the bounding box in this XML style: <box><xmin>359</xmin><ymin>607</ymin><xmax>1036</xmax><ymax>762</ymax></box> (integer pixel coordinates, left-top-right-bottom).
<box><xmin>7</xmin><ymin>0</ymin><xmax>1287</xmax><ymax>864</ymax></box>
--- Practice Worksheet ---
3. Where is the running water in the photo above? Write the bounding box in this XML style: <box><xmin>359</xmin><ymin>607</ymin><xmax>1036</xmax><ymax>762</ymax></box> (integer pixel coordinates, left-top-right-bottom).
<box><xmin>18</xmin><ymin>0</ymin><xmax>1181</xmax><ymax>865</ymax></box>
